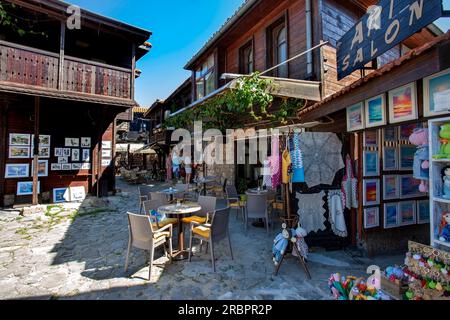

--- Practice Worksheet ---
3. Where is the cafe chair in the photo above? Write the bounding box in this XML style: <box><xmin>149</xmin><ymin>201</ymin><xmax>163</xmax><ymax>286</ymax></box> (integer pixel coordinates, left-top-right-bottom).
<box><xmin>150</xmin><ymin>192</ymin><xmax>169</xmax><ymax>203</ymax></box>
<box><xmin>143</xmin><ymin>200</ymin><xmax>178</xmax><ymax>229</ymax></box>
<box><xmin>225</xmin><ymin>185</ymin><xmax>245</xmax><ymax>220</ymax></box>
<box><xmin>173</xmin><ymin>183</ymin><xmax>189</xmax><ymax>202</ymax></box>
<box><xmin>182</xmin><ymin>195</ymin><xmax>217</xmax><ymax>225</ymax></box>
<box><xmin>245</xmin><ymin>193</ymin><xmax>271</xmax><ymax>234</ymax></box>
<box><xmin>138</xmin><ymin>185</ymin><xmax>153</xmax><ymax>214</ymax></box>
<box><xmin>125</xmin><ymin>212</ymin><xmax>173</xmax><ymax>281</ymax></box>
<box><xmin>188</xmin><ymin>207</ymin><xmax>233</xmax><ymax>272</ymax></box>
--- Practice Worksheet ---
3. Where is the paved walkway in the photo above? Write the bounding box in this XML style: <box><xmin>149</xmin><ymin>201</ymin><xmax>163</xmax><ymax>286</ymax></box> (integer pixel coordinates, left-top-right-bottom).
<box><xmin>0</xmin><ymin>178</ymin><xmax>402</xmax><ymax>300</ymax></box>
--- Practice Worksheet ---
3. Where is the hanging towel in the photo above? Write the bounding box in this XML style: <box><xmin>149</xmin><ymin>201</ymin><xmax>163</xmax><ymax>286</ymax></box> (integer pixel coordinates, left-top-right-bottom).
<box><xmin>270</xmin><ymin>135</ymin><xmax>281</xmax><ymax>189</ymax></box>
<box><xmin>341</xmin><ymin>155</ymin><xmax>358</xmax><ymax>209</ymax></box>
<box><xmin>262</xmin><ymin>159</ymin><xmax>272</xmax><ymax>188</ymax></box>
<box><xmin>327</xmin><ymin>190</ymin><xmax>348</xmax><ymax>238</ymax></box>
<box><xmin>282</xmin><ymin>148</ymin><xmax>292</xmax><ymax>184</ymax></box>
<box><xmin>291</xmin><ymin>133</ymin><xmax>305</xmax><ymax>183</ymax></box>
<box><xmin>296</xmin><ymin>191</ymin><xmax>326</xmax><ymax>234</ymax></box>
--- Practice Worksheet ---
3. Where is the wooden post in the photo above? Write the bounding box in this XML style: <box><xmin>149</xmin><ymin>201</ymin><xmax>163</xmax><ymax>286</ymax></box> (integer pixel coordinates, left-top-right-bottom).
<box><xmin>32</xmin><ymin>97</ymin><xmax>40</xmax><ymax>205</ymax></box>
<box><xmin>356</xmin><ymin>132</ymin><xmax>363</xmax><ymax>243</ymax></box>
<box><xmin>130</xmin><ymin>44</ymin><xmax>136</xmax><ymax>100</ymax></box>
<box><xmin>58</xmin><ymin>21</ymin><xmax>65</xmax><ymax>90</ymax></box>
<box><xmin>0</xmin><ymin>102</ymin><xmax>9</xmax><ymax>206</ymax></box>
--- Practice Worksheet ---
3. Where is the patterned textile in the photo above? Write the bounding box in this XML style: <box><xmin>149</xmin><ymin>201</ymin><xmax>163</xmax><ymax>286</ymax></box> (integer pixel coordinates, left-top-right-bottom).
<box><xmin>296</xmin><ymin>191</ymin><xmax>326</xmax><ymax>234</ymax></box>
<box><xmin>291</xmin><ymin>133</ymin><xmax>305</xmax><ymax>183</ymax></box>
<box><xmin>341</xmin><ymin>155</ymin><xmax>358</xmax><ymax>209</ymax></box>
<box><xmin>282</xmin><ymin>148</ymin><xmax>291</xmax><ymax>184</ymax></box>
<box><xmin>327</xmin><ymin>190</ymin><xmax>348</xmax><ymax>238</ymax></box>
<box><xmin>270</xmin><ymin>135</ymin><xmax>281</xmax><ymax>188</ymax></box>
<box><xmin>262</xmin><ymin>160</ymin><xmax>272</xmax><ymax>188</ymax></box>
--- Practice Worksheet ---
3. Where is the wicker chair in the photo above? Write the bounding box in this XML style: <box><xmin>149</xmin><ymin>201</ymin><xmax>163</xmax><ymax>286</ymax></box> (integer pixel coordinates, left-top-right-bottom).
<box><xmin>182</xmin><ymin>195</ymin><xmax>217</xmax><ymax>225</ymax></box>
<box><xmin>225</xmin><ymin>185</ymin><xmax>245</xmax><ymax>220</ymax></box>
<box><xmin>142</xmin><ymin>200</ymin><xmax>178</xmax><ymax>229</ymax></box>
<box><xmin>138</xmin><ymin>186</ymin><xmax>154</xmax><ymax>214</ymax></box>
<box><xmin>245</xmin><ymin>193</ymin><xmax>271</xmax><ymax>234</ymax></box>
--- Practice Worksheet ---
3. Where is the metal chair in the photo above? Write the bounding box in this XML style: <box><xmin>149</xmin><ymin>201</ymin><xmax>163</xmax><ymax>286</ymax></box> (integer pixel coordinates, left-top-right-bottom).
<box><xmin>138</xmin><ymin>185</ymin><xmax>153</xmax><ymax>214</ymax></box>
<box><xmin>245</xmin><ymin>193</ymin><xmax>271</xmax><ymax>234</ymax></box>
<box><xmin>182</xmin><ymin>195</ymin><xmax>217</xmax><ymax>225</ymax></box>
<box><xmin>225</xmin><ymin>185</ymin><xmax>245</xmax><ymax>220</ymax></box>
<box><xmin>188</xmin><ymin>207</ymin><xmax>233</xmax><ymax>272</ymax></box>
<box><xmin>125</xmin><ymin>212</ymin><xmax>173</xmax><ymax>280</ymax></box>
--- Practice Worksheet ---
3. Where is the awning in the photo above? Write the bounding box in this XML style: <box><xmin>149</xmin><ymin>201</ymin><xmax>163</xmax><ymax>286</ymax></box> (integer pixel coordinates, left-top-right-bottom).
<box><xmin>135</xmin><ymin>146</ymin><xmax>157</xmax><ymax>154</ymax></box>
<box><xmin>170</xmin><ymin>76</ymin><xmax>321</xmax><ymax>117</ymax></box>
<box><xmin>116</xmin><ymin>143</ymin><xmax>146</xmax><ymax>153</ymax></box>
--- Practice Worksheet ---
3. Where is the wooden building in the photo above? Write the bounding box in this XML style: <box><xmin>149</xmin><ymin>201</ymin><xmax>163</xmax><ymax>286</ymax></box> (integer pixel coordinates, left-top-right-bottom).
<box><xmin>0</xmin><ymin>0</ymin><xmax>151</xmax><ymax>206</ymax></box>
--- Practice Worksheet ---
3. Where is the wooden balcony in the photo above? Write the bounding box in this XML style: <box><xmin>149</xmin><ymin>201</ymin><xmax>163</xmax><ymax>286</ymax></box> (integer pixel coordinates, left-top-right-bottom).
<box><xmin>0</xmin><ymin>40</ymin><xmax>133</xmax><ymax>105</ymax></box>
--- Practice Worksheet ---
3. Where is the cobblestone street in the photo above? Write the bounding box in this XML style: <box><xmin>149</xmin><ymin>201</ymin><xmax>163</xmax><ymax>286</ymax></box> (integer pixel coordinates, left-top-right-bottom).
<box><xmin>0</xmin><ymin>178</ymin><xmax>402</xmax><ymax>300</ymax></box>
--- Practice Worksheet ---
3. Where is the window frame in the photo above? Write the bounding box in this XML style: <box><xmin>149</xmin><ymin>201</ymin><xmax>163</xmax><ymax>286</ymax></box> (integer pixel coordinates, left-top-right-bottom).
<box><xmin>195</xmin><ymin>53</ymin><xmax>217</xmax><ymax>100</ymax></box>
<box><xmin>266</xmin><ymin>13</ymin><xmax>289</xmax><ymax>78</ymax></box>
<box><xmin>239</xmin><ymin>39</ymin><xmax>255</xmax><ymax>75</ymax></box>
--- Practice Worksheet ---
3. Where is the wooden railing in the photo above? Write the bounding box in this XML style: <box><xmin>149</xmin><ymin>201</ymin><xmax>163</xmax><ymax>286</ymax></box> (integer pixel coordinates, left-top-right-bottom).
<box><xmin>0</xmin><ymin>40</ymin><xmax>132</xmax><ymax>100</ymax></box>
<box><xmin>149</xmin><ymin>130</ymin><xmax>169</xmax><ymax>145</ymax></box>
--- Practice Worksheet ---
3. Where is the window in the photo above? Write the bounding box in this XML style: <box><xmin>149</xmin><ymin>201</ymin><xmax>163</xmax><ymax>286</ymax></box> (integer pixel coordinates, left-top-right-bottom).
<box><xmin>267</xmin><ymin>18</ymin><xmax>288</xmax><ymax>78</ymax></box>
<box><xmin>239</xmin><ymin>41</ymin><xmax>254</xmax><ymax>74</ymax></box>
<box><xmin>195</xmin><ymin>54</ymin><xmax>216</xmax><ymax>100</ymax></box>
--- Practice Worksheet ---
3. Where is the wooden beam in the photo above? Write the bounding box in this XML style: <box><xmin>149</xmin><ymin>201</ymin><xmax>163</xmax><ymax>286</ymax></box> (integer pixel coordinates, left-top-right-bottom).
<box><xmin>131</xmin><ymin>44</ymin><xmax>136</xmax><ymax>100</ymax></box>
<box><xmin>58</xmin><ymin>21</ymin><xmax>66</xmax><ymax>90</ymax></box>
<box><xmin>32</xmin><ymin>97</ymin><xmax>40</xmax><ymax>205</ymax></box>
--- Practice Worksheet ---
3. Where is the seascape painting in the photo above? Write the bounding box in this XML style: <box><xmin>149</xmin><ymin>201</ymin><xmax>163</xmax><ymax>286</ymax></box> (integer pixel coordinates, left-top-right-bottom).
<box><xmin>346</xmin><ymin>103</ymin><xmax>364</xmax><ymax>131</ymax></box>
<box><xmin>384</xmin><ymin>203</ymin><xmax>399</xmax><ymax>229</ymax></box>
<box><xmin>399</xmin><ymin>201</ymin><xmax>416</xmax><ymax>226</ymax></box>
<box><xmin>424</xmin><ymin>69</ymin><xmax>450</xmax><ymax>116</ymax></box>
<box><xmin>389</xmin><ymin>83</ymin><xmax>418</xmax><ymax>124</ymax></box>
<box><xmin>365</xmin><ymin>95</ymin><xmax>386</xmax><ymax>128</ymax></box>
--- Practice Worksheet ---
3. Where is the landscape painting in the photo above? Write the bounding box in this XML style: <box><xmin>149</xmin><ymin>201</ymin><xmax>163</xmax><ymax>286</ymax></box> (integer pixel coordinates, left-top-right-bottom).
<box><xmin>389</xmin><ymin>83</ymin><xmax>418</xmax><ymax>124</ymax></box>
<box><xmin>399</xmin><ymin>201</ymin><xmax>416</xmax><ymax>226</ymax></box>
<box><xmin>365</xmin><ymin>95</ymin><xmax>386</xmax><ymax>128</ymax></box>
<box><xmin>383</xmin><ymin>175</ymin><xmax>399</xmax><ymax>200</ymax></box>
<box><xmin>400</xmin><ymin>175</ymin><xmax>422</xmax><ymax>199</ymax></box>
<box><xmin>346</xmin><ymin>102</ymin><xmax>364</xmax><ymax>132</ymax></box>
<box><xmin>399</xmin><ymin>145</ymin><xmax>416</xmax><ymax>170</ymax></box>
<box><xmin>363</xmin><ymin>179</ymin><xmax>379</xmax><ymax>206</ymax></box>
<box><xmin>423</xmin><ymin>68</ymin><xmax>450</xmax><ymax>116</ymax></box>
<box><xmin>364</xmin><ymin>151</ymin><xmax>379</xmax><ymax>177</ymax></box>
<box><xmin>383</xmin><ymin>147</ymin><xmax>398</xmax><ymax>171</ymax></box>
<box><xmin>9</xmin><ymin>133</ymin><xmax>31</xmax><ymax>146</ymax></box>
<box><xmin>9</xmin><ymin>146</ymin><xmax>30</xmax><ymax>159</ymax></box>
<box><xmin>17</xmin><ymin>181</ymin><xmax>40</xmax><ymax>196</ymax></box>
<box><xmin>364</xmin><ymin>207</ymin><xmax>380</xmax><ymax>229</ymax></box>
<box><xmin>5</xmin><ymin>164</ymin><xmax>29</xmax><ymax>178</ymax></box>
<box><xmin>384</xmin><ymin>203</ymin><xmax>399</xmax><ymax>229</ymax></box>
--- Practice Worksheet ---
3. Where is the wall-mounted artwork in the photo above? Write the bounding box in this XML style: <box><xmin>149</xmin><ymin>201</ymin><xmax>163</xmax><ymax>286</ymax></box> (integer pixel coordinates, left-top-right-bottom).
<box><xmin>383</xmin><ymin>175</ymin><xmax>399</xmax><ymax>200</ymax></box>
<box><xmin>363</xmin><ymin>179</ymin><xmax>380</xmax><ymax>206</ymax></box>
<box><xmin>65</xmin><ymin>138</ymin><xmax>79</xmax><ymax>147</ymax></box>
<box><xmin>388</xmin><ymin>83</ymin><xmax>418</xmax><ymax>124</ymax></box>
<box><xmin>72</xmin><ymin>149</ymin><xmax>80</xmax><ymax>161</ymax></box>
<box><xmin>81</xmin><ymin>163</ymin><xmax>91</xmax><ymax>170</ymax></box>
<box><xmin>31</xmin><ymin>134</ymin><xmax>51</xmax><ymax>147</ymax></box>
<box><xmin>383</xmin><ymin>147</ymin><xmax>398</xmax><ymax>171</ymax></box>
<box><xmin>101</xmin><ymin>159</ymin><xmax>111</xmax><ymax>167</ymax></box>
<box><xmin>102</xmin><ymin>141</ymin><xmax>112</xmax><ymax>149</ymax></box>
<box><xmin>399</xmin><ymin>201</ymin><xmax>417</xmax><ymax>226</ymax></box>
<box><xmin>399</xmin><ymin>123</ymin><xmax>423</xmax><ymax>141</ymax></box>
<box><xmin>423</xmin><ymin>68</ymin><xmax>450</xmax><ymax>117</ymax></box>
<box><xmin>53</xmin><ymin>188</ymin><xmax>70</xmax><ymax>203</ymax></box>
<box><xmin>63</xmin><ymin>148</ymin><xmax>71</xmax><ymax>157</ymax></box>
<box><xmin>58</xmin><ymin>157</ymin><xmax>69</xmax><ymax>164</ymax></box>
<box><xmin>71</xmin><ymin>163</ymin><xmax>82</xmax><ymax>170</ymax></box>
<box><xmin>39</xmin><ymin>146</ymin><xmax>50</xmax><ymax>159</ymax></box>
<box><xmin>54</xmin><ymin>148</ymin><xmax>63</xmax><ymax>157</ymax></box>
<box><xmin>347</xmin><ymin>102</ymin><xmax>365</xmax><ymax>132</ymax></box>
<box><xmin>364</xmin><ymin>207</ymin><xmax>380</xmax><ymax>229</ymax></box>
<box><xmin>81</xmin><ymin>137</ymin><xmax>91</xmax><ymax>148</ymax></box>
<box><xmin>382</xmin><ymin>127</ymin><xmax>398</xmax><ymax>142</ymax></box>
<box><xmin>17</xmin><ymin>181</ymin><xmax>40</xmax><ymax>196</ymax></box>
<box><xmin>82</xmin><ymin>149</ymin><xmax>90</xmax><ymax>162</ymax></box>
<box><xmin>101</xmin><ymin>150</ymin><xmax>111</xmax><ymax>158</ymax></box>
<box><xmin>51</xmin><ymin>164</ymin><xmax>62</xmax><ymax>171</ymax></box>
<box><xmin>399</xmin><ymin>145</ymin><xmax>416</xmax><ymax>171</ymax></box>
<box><xmin>384</xmin><ymin>203</ymin><xmax>399</xmax><ymax>229</ymax></box>
<box><xmin>9</xmin><ymin>146</ymin><xmax>30</xmax><ymax>159</ymax></box>
<box><xmin>365</xmin><ymin>94</ymin><xmax>386</xmax><ymax>128</ymax></box>
<box><xmin>363</xmin><ymin>151</ymin><xmax>379</xmax><ymax>177</ymax></box>
<box><xmin>61</xmin><ymin>164</ymin><xmax>72</xmax><ymax>171</ymax></box>
<box><xmin>9</xmin><ymin>133</ymin><xmax>31</xmax><ymax>146</ymax></box>
<box><xmin>364</xmin><ymin>130</ymin><xmax>379</xmax><ymax>147</ymax></box>
<box><xmin>70</xmin><ymin>186</ymin><xmax>86</xmax><ymax>202</ymax></box>
<box><xmin>32</xmin><ymin>160</ymin><xmax>48</xmax><ymax>177</ymax></box>
<box><xmin>5</xmin><ymin>164</ymin><xmax>29</xmax><ymax>178</ymax></box>
<box><xmin>400</xmin><ymin>175</ymin><xmax>422</xmax><ymax>199</ymax></box>
<box><xmin>417</xmin><ymin>200</ymin><xmax>430</xmax><ymax>224</ymax></box>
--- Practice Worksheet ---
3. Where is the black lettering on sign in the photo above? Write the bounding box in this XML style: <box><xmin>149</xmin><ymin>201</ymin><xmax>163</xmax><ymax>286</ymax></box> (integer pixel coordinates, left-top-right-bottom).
<box><xmin>337</xmin><ymin>0</ymin><xmax>443</xmax><ymax>80</ymax></box>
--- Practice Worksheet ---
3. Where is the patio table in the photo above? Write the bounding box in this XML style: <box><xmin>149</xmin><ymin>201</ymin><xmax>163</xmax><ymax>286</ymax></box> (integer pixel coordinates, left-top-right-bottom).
<box><xmin>158</xmin><ymin>203</ymin><xmax>201</xmax><ymax>261</ymax></box>
<box><xmin>160</xmin><ymin>187</ymin><xmax>180</xmax><ymax>202</ymax></box>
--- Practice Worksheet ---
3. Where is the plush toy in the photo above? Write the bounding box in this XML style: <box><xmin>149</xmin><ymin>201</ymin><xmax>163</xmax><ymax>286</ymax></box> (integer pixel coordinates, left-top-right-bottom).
<box><xmin>443</xmin><ymin>166</ymin><xmax>450</xmax><ymax>200</ymax></box>
<box><xmin>409</xmin><ymin>128</ymin><xmax>429</xmax><ymax>193</ymax></box>
<box><xmin>439</xmin><ymin>212</ymin><xmax>450</xmax><ymax>242</ymax></box>
<box><xmin>272</xmin><ymin>228</ymin><xmax>289</xmax><ymax>266</ymax></box>
<box><xmin>434</xmin><ymin>124</ymin><xmax>450</xmax><ymax>159</ymax></box>
<box><xmin>291</xmin><ymin>223</ymin><xmax>309</xmax><ymax>259</ymax></box>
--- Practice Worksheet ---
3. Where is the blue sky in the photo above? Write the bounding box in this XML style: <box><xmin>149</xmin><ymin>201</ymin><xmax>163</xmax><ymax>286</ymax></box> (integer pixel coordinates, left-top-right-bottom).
<box><xmin>68</xmin><ymin>0</ymin><xmax>450</xmax><ymax>107</ymax></box>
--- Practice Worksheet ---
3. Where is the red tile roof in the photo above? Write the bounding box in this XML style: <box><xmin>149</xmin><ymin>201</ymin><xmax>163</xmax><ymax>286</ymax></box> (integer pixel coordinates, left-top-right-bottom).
<box><xmin>298</xmin><ymin>30</ymin><xmax>450</xmax><ymax>118</ymax></box>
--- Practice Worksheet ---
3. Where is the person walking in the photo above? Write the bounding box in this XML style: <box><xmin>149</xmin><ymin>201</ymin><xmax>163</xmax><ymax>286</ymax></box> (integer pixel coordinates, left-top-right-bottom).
<box><xmin>184</xmin><ymin>155</ymin><xmax>192</xmax><ymax>185</ymax></box>
<box><xmin>172</xmin><ymin>150</ymin><xmax>181</xmax><ymax>181</ymax></box>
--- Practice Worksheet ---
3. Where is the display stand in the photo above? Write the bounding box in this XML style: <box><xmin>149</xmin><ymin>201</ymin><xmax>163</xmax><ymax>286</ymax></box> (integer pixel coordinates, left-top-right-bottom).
<box><xmin>428</xmin><ymin>117</ymin><xmax>450</xmax><ymax>252</ymax></box>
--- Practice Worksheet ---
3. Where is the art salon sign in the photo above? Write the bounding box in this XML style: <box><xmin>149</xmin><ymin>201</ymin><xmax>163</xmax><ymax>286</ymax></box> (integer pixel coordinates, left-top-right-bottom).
<box><xmin>337</xmin><ymin>0</ymin><xmax>444</xmax><ymax>80</ymax></box>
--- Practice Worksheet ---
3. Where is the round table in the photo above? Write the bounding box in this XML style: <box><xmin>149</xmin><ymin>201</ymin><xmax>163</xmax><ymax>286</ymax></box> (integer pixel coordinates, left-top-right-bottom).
<box><xmin>160</xmin><ymin>188</ymin><xmax>180</xmax><ymax>202</ymax></box>
<box><xmin>158</xmin><ymin>203</ymin><xmax>201</xmax><ymax>261</ymax></box>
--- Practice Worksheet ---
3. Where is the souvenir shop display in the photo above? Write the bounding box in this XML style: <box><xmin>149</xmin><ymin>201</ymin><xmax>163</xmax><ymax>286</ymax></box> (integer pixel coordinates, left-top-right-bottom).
<box><xmin>328</xmin><ymin>273</ymin><xmax>390</xmax><ymax>300</ymax></box>
<box><xmin>433</xmin><ymin>123</ymin><xmax>450</xmax><ymax>159</ymax></box>
<box><xmin>53</xmin><ymin>188</ymin><xmax>71</xmax><ymax>203</ymax></box>
<box><xmin>443</xmin><ymin>166</ymin><xmax>450</xmax><ymax>200</ymax></box>
<box><xmin>298</xmin><ymin>132</ymin><xmax>344</xmax><ymax>188</ymax></box>
<box><xmin>327</xmin><ymin>190</ymin><xmax>348</xmax><ymax>237</ymax></box>
<box><xmin>270</xmin><ymin>135</ymin><xmax>281</xmax><ymax>189</ymax></box>
<box><xmin>295</xmin><ymin>191</ymin><xmax>326</xmax><ymax>235</ymax></box>
<box><xmin>290</xmin><ymin>132</ymin><xmax>305</xmax><ymax>184</ymax></box>
<box><xmin>409</xmin><ymin>128</ymin><xmax>429</xmax><ymax>192</ymax></box>
<box><xmin>439</xmin><ymin>213</ymin><xmax>450</xmax><ymax>243</ymax></box>
<box><xmin>381</xmin><ymin>266</ymin><xmax>409</xmax><ymax>300</ymax></box>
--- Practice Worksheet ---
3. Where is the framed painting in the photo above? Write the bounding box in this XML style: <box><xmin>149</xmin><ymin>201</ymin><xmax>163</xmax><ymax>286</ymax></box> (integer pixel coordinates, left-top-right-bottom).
<box><xmin>63</xmin><ymin>148</ymin><xmax>71</xmax><ymax>157</ymax></box>
<box><xmin>417</xmin><ymin>200</ymin><xmax>430</xmax><ymax>224</ymax></box>
<box><xmin>58</xmin><ymin>157</ymin><xmax>69</xmax><ymax>164</ymax></box>
<box><xmin>39</xmin><ymin>146</ymin><xmax>50</xmax><ymax>159</ymax></box>
<box><xmin>346</xmin><ymin>102</ymin><xmax>365</xmax><ymax>132</ymax></box>
<box><xmin>71</xmin><ymin>163</ymin><xmax>82</xmax><ymax>170</ymax></box>
<box><xmin>61</xmin><ymin>164</ymin><xmax>72</xmax><ymax>171</ymax></box>
<box><xmin>81</xmin><ymin>137</ymin><xmax>91</xmax><ymax>148</ymax></box>
<box><xmin>5</xmin><ymin>164</ymin><xmax>29</xmax><ymax>178</ymax></box>
<box><xmin>9</xmin><ymin>133</ymin><xmax>31</xmax><ymax>146</ymax></box>
<box><xmin>65</xmin><ymin>138</ymin><xmax>79</xmax><ymax>147</ymax></box>
<box><xmin>32</xmin><ymin>160</ymin><xmax>48</xmax><ymax>177</ymax></box>
<box><xmin>383</xmin><ymin>175</ymin><xmax>399</xmax><ymax>200</ymax></box>
<box><xmin>399</xmin><ymin>201</ymin><xmax>417</xmax><ymax>226</ymax></box>
<box><xmin>388</xmin><ymin>83</ymin><xmax>418</xmax><ymax>124</ymax></box>
<box><xmin>399</xmin><ymin>145</ymin><xmax>416</xmax><ymax>171</ymax></box>
<box><xmin>9</xmin><ymin>146</ymin><xmax>30</xmax><ymax>159</ymax></box>
<box><xmin>31</xmin><ymin>134</ymin><xmax>51</xmax><ymax>147</ymax></box>
<box><xmin>423</xmin><ymin>68</ymin><xmax>450</xmax><ymax>117</ymax></box>
<box><xmin>71</xmin><ymin>149</ymin><xmax>80</xmax><ymax>161</ymax></box>
<box><xmin>17</xmin><ymin>181</ymin><xmax>40</xmax><ymax>196</ymax></box>
<box><xmin>383</xmin><ymin>147</ymin><xmax>398</xmax><ymax>171</ymax></box>
<box><xmin>400</xmin><ymin>175</ymin><xmax>422</xmax><ymax>199</ymax></box>
<box><xmin>81</xmin><ymin>163</ymin><xmax>91</xmax><ymax>170</ymax></box>
<box><xmin>383</xmin><ymin>203</ymin><xmax>399</xmax><ymax>229</ymax></box>
<box><xmin>53</xmin><ymin>188</ymin><xmax>70</xmax><ymax>203</ymax></box>
<box><xmin>399</xmin><ymin>123</ymin><xmax>423</xmax><ymax>141</ymax></box>
<box><xmin>101</xmin><ymin>159</ymin><xmax>111</xmax><ymax>167</ymax></box>
<box><xmin>82</xmin><ymin>149</ymin><xmax>90</xmax><ymax>162</ymax></box>
<box><xmin>102</xmin><ymin>141</ymin><xmax>112</xmax><ymax>149</ymax></box>
<box><xmin>51</xmin><ymin>163</ymin><xmax>62</xmax><ymax>171</ymax></box>
<box><xmin>382</xmin><ymin>127</ymin><xmax>398</xmax><ymax>142</ymax></box>
<box><xmin>364</xmin><ymin>207</ymin><xmax>380</xmax><ymax>229</ymax></box>
<box><xmin>364</xmin><ymin>130</ymin><xmax>379</xmax><ymax>147</ymax></box>
<box><xmin>101</xmin><ymin>149</ymin><xmax>111</xmax><ymax>158</ymax></box>
<box><xmin>363</xmin><ymin>151</ymin><xmax>379</xmax><ymax>177</ymax></box>
<box><xmin>365</xmin><ymin>94</ymin><xmax>386</xmax><ymax>128</ymax></box>
<box><xmin>70</xmin><ymin>186</ymin><xmax>86</xmax><ymax>202</ymax></box>
<box><xmin>363</xmin><ymin>179</ymin><xmax>380</xmax><ymax>206</ymax></box>
<box><xmin>54</xmin><ymin>148</ymin><xmax>63</xmax><ymax>157</ymax></box>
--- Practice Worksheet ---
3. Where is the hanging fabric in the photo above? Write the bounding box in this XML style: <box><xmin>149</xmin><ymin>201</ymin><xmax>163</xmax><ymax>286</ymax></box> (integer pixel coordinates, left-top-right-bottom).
<box><xmin>282</xmin><ymin>148</ymin><xmax>291</xmax><ymax>184</ymax></box>
<box><xmin>262</xmin><ymin>159</ymin><xmax>272</xmax><ymax>188</ymax></box>
<box><xmin>327</xmin><ymin>190</ymin><xmax>348</xmax><ymax>238</ymax></box>
<box><xmin>291</xmin><ymin>132</ymin><xmax>305</xmax><ymax>183</ymax></box>
<box><xmin>341</xmin><ymin>154</ymin><xmax>358</xmax><ymax>210</ymax></box>
<box><xmin>270</xmin><ymin>134</ymin><xmax>281</xmax><ymax>189</ymax></box>
<box><xmin>295</xmin><ymin>191</ymin><xmax>326</xmax><ymax>234</ymax></box>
